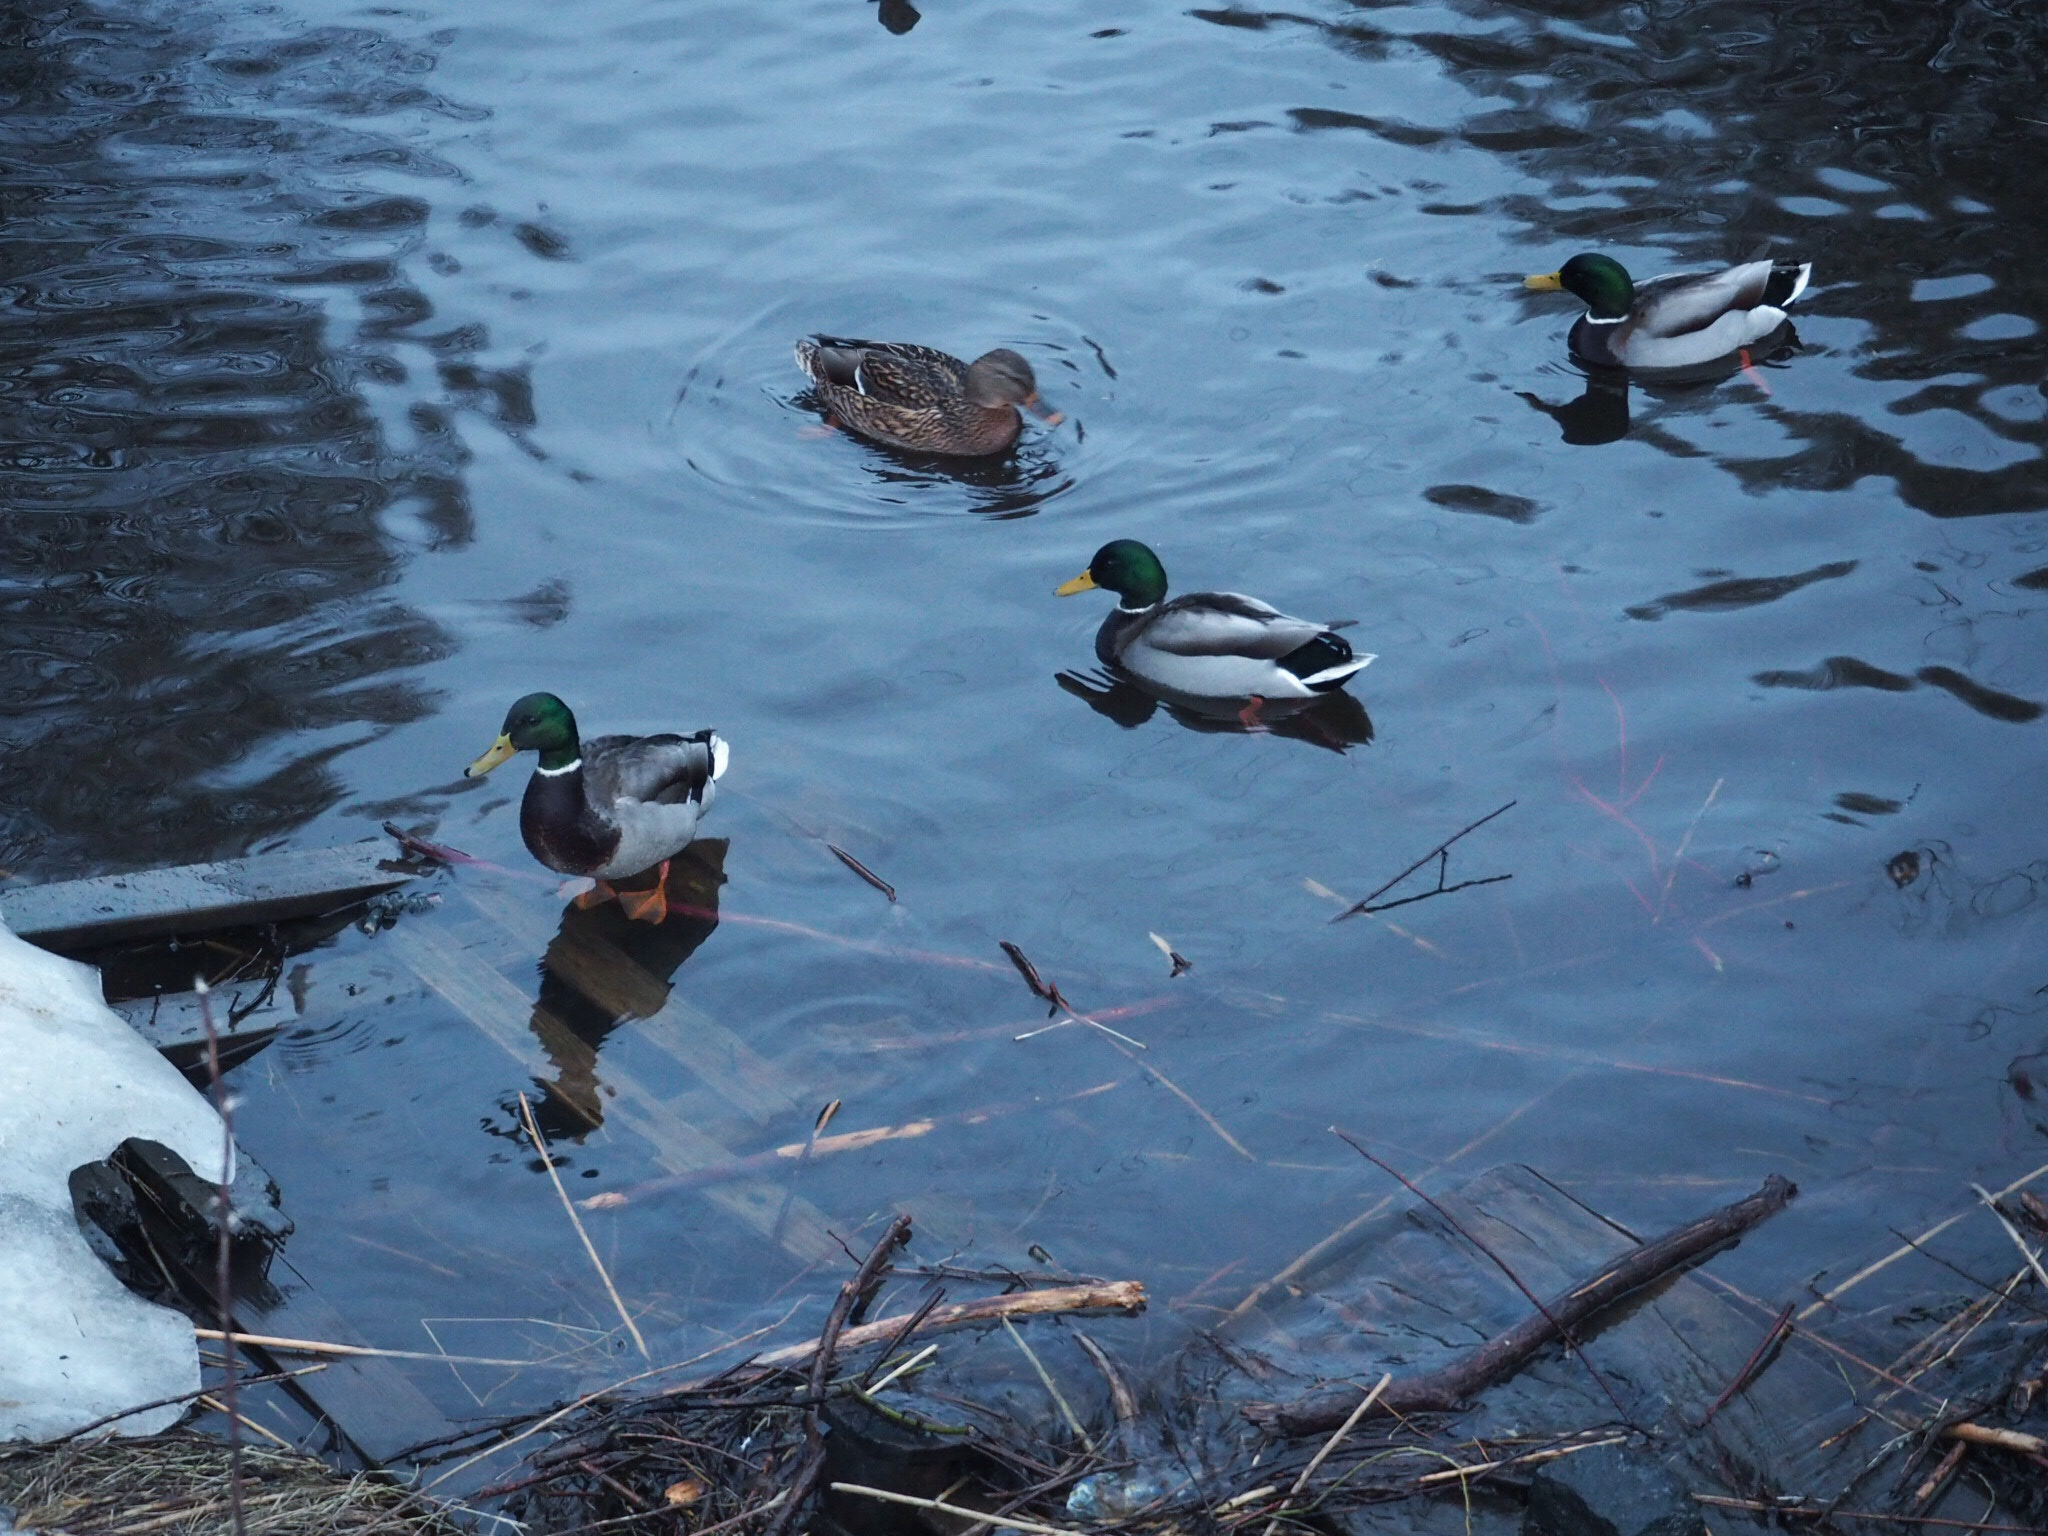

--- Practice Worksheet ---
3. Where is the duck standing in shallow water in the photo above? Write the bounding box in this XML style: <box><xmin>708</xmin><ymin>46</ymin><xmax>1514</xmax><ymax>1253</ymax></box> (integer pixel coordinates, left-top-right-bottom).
<box><xmin>793</xmin><ymin>336</ymin><xmax>1061</xmax><ymax>456</ymax></box>
<box><xmin>465</xmin><ymin>692</ymin><xmax>728</xmax><ymax>923</ymax></box>
<box><xmin>1056</xmin><ymin>539</ymin><xmax>1373</xmax><ymax>702</ymax></box>
<box><xmin>1524</xmin><ymin>252</ymin><xmax>1811</xmax><ymax>371</ymax></box>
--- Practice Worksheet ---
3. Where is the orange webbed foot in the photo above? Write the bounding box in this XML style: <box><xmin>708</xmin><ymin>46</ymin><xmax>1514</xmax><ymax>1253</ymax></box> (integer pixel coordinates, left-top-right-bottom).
<box><xmin>1238</xmin><ymin>695</ymin><xmax>1271</xmax><ymax>732</ymax></box>
<box><xmin>572</xmin><ymin>879</ymin><xmax>619</xmax><ymax>910</ymax></box>
<box><xmin>617</xmin><ymin>861</ymin><xmax>672</xmax><ymax>923</ymax></box>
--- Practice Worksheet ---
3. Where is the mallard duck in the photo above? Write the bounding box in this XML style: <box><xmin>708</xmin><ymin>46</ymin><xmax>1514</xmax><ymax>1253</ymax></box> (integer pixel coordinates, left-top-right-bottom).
<box><xmin>1055</xmin><ymin>540</ymin><xmax>1373</xmax><ymax>701</ymax></box>
<box><xmin>1523</xmin><ymin>252</ymin><xmax>1811</xmax><ymax>371</ymax></box>
<box><xmin>793</xmin><ymin>335</ymin><xmax>1060</xmax><ymax>456</ymax></box>
<box><xmin>465</xmin><ymin>692</ymin><xmax>728</xmax><ymax>923</ymax></box>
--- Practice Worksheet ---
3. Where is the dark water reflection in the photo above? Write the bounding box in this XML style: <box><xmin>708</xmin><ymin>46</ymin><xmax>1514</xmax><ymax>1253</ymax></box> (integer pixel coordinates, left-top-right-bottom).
<box><xmin>0</xmin><ymin>0</ymin><xmax>514</xmax><ymax>873</ymax></box>
<box><xmin>1057</xmin><ymin>667</ymin><xmax>1375</xmax><ymax>753</ymax></box>
<box><xmin>519</xmin><ymin>842</ymin><xmax>728</xmax><ymax>1143</ymax></box>
<box><xmin>1273</xmin><ymin>0</ymin><xmax>2048</xmax><ymax>509</ymax></box>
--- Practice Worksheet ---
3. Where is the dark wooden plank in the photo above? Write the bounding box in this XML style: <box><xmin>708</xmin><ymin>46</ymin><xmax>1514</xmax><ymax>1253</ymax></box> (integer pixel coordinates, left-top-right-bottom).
<box><xmin>0</xmin><ymin>840</ymin><xmax>414</xmax><ymax>953</ymax></box>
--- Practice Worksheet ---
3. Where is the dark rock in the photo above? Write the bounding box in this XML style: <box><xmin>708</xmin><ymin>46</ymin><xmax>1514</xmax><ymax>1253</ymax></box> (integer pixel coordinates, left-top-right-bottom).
<box><xmin>1524</xmin><ymin>1444</ymin><xmax>1706</xmax><ymax>1536</ymax></box>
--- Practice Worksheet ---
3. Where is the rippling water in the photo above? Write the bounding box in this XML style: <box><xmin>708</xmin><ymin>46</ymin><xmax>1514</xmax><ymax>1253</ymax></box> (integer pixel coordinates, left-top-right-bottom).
<box><xmin>8</xmin><ymin>0</ymin><xmax>2048</xmax><ymax>1475</ymax></box>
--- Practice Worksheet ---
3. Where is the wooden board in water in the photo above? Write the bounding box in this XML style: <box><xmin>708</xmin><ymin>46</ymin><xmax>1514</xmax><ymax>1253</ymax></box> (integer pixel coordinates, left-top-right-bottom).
<box><xmin>1</xmin><ymin>841</ymin><xmax>415</xmax><ymax>954</ymax></box>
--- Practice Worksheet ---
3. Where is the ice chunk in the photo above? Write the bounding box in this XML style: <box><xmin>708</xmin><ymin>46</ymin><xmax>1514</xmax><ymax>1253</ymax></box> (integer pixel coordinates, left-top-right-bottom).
<box><xmin>0</xmin><ymin>919</ymin><xmax>228</xmax><ymax>1440</ymax></box>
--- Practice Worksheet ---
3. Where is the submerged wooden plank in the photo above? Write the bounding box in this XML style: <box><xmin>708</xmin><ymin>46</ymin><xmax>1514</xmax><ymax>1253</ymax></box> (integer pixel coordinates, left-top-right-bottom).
<box><xmin>460</xmin><ymin>876</ymin><xmax>801</xmax><ymax>1126</ymax></box>
<box><xmin>1</xmin><ymin>841</ymin><xmax>414</xmax><ymax>953</ymax></box>
<box><xmin>387</xmin><ymin>919</ymin><xmax>838</xmax><ymax>1264</ymax></box>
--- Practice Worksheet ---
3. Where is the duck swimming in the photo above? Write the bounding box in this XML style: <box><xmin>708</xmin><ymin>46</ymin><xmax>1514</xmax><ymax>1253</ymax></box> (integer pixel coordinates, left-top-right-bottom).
<box><xmin>793</xmin><ymin>336</ymin><xmax>1060</xmax><ymax>456</ymax></box>
<box><xmin>1523</xmin><ymin>252</ymin><xmax>1811</xmax><ymax>371</ymax></box>
<box><xmin>465</xmin><ymin>692</ymin><xmax>728</xmax><ymax>923</ymax></box>
<box><xmin>1055</xmin><ymin>540</ymin><xmax>1373</xmax><ymax>701</ymax></box>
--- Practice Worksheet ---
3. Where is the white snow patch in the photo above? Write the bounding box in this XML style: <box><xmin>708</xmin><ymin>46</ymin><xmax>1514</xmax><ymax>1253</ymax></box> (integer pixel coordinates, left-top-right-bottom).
<box><xmin>0</xmin><ymin>918</ymin><xmax>228</xmax><ymax>1441</ymax></box>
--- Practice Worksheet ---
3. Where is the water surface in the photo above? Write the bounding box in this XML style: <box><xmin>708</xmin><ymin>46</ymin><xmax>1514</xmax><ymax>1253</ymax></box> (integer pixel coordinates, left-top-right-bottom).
<box><xmin>7</xmin><ymin>0</ymin><xmax>2048</xmax><ymax>1482</ymax></box>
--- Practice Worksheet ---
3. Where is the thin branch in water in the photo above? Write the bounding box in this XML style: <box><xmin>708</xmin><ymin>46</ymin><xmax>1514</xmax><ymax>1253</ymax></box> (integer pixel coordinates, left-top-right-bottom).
<box><xmin>383</xmin><ymin>820</ymin><xmax>486</xmax><ymax>866</ymax></box>
<box><xmin>1001</xmin><ymin>1316</ymin><xmax>1092</xmax><ymax>1452</ymax></box>
<box><xmin>1699</xmin><ymin>1301</ymin><xmax>1791</xmax><ymax>1425</ymax></box>
<box><xmin>999</xmin><ymin>941</ymin><xmax>1066</xmax><ymax>1016</ymax></box>
<box><xmin>828</xmin><ymin>844</ymin><xmax>897</xmax><ymax>902</ymax></box>
<box><xmin>1331</xmin><ymin>801</ymin><xmax>1516</xmax><ymax>923</ymax></box>
<box><xmin>517</xmin><ymin>1091</ymin><xmax>649</xmax><ymax>1358</ymax></box>
<box><xmin>195</xmin><ymin>978</ymin><xmax>246</xmax><ymax>1536</ymax></box>
<box><xmin>1002</xmin><ymin>940</ymin><xmax>1149</xmax><ymax>1049</ymax></box>
<box><xmin>1330</xmin><ymin>1129</ymin><xmax>1636</xmax><ymax>1429</ymax></box>
<box><xmin>1148</xmin><ymin>931</ymin><xmax>1192</xmax><ymax>977</ymax></box>
<box><xmin>772</xmin><ymin>1099</ymin><xmax>842</xmax><ymax>1248</ymax></box>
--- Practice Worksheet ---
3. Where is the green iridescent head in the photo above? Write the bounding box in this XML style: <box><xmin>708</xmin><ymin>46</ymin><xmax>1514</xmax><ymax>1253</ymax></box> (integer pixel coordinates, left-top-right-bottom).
<box><xmin>1056</xmin><ymin>539</ymin><xmax>1169</xmax><ymax>607</ymax></box>
<box><xmin>466</xmin><ymin>692</ymin><xmax>582</xmax><ymax>776</ymax></box>
<box><xmin>1525</xmin><ymin>253</ymin><xmax>1636</xmax><ymax>319</ymax></box>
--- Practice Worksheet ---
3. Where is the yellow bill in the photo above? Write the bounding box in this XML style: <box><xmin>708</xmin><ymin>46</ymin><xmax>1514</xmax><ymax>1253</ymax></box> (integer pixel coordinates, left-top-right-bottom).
<box><xmin>1054</xmin><ymin>570</ymin><xmax>1097</xmax><ymax>596</ymax></box>
<box><xmin>466</xmin><ymin>734</ymin><xmax>517</xmax><ymax>778</ymax></box>
<box><xmin>1523</xmin><ymin>271</ymin><xmax>1564</xmax><ymax>291</ymax></box>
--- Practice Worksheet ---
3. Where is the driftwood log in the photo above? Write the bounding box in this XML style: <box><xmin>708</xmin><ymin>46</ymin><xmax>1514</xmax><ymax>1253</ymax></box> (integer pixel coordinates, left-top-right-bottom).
<box><xmin>1244</xmin><ymin>1173</ymin><xmax>1796</xmax><ymax>1436</ymax></box>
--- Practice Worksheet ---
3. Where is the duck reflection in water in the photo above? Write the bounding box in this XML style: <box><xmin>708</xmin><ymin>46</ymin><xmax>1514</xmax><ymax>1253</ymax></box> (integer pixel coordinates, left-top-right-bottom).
<box><xmin>848</xmin><ymin>436</ymin><xmax>1075</xmax><ymax>519</ymax></box>
<box><xmin>1518</xmin><ymin>335</ymin><xmax>1802</xmax><ymax>448</ymax></box>
<box><xmin>521</xmin><ymin>840</ymin><xmax>727</xmax><ymax>1142</ymax></box>
<box><xmin>1057</xmin><ymin>669</ymin><xmax>1374</xmax><ymax>753</ymax></box>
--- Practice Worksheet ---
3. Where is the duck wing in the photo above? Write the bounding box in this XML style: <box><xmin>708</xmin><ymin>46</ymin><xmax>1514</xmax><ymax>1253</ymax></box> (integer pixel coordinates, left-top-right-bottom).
<box><xmin>1632</xmin><ymin>259</ymin><xmax>1807</xmax><ymax>338</ymax></box>
<box><xmin>581</xmin><ymin>731</ymin><xmax>726</xmax><ymax>811</ymax></box>
<box><xmin>1136</xmin><ymin>591</ymin><xmax>1330</xmax><ymax>659</ymax></box>
<box><xmin>798</xmin><ymin>338</ymin><xmax>967</xmax><ymax>403</ymax></box>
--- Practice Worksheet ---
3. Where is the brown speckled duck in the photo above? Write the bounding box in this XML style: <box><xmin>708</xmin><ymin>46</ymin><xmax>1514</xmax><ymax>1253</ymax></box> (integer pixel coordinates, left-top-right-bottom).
<box><xmin>793</xmin><ymin>335</ymin><xmax>1061</xmax><ymax>456</ymax></box>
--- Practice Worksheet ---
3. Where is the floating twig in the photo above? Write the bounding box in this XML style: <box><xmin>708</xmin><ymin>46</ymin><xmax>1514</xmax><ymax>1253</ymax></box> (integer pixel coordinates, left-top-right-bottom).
<box><xmin>1247</xmin><ymin>1168</ymin><xmax>1797</xmax><ymax>1435</ymax></box>
<box><xmin>517</xmin><ymin>1091</ymin><xmax>649</xmax><ymax>1359</ymax></box>
<box><xmin>830</xmin><ymin>1484</ymin><xmax>1083</xmax><ymax>1536</ymax></box>
<box><xmin>1001</xmin><ymin>940</ymin><xmax>1149</xmax><ymax>1049</ymax></box>
<box><xmin>772</xmin><ymin>1100</ymin><xmax>842</xmax><ymax>1247</ymax></box>
<box><xmin>1700</xmin><ymin>1301</ymin><xmax>1793</xmax><ymax>1425</ymax></box>
<box><xmin>1148</xmin><ymin>931</ymin><xmax>1192</xmax><ymax>977</ymax></box>
<box><xmin>382</xmin><ymin>821</ymin><xmax>484</xmax><ymax>866</ymax></box>
<box><xmin>1331</xmin><ymin>801</ymin><xmax>1516</xmax><ymax>923</ymax></box>
<box><xmin>1000</xmin><ymin>940</ymin><xmax>1066</xmax><ymax>1016</ymax></box>
<box><xmin>195</xmin><ymin>979</ymin><xmax>246</xmax><ymax>1536</ymax></box>
<box><xmin>827</xmin><ymin>844</ymin><xmax>897</xmax><ymax>902</ymax></box>
<box><xmin>1331</xmin><ymin>1132</ymin><xmax>1635</xmax><ymax>1428</ymax></box>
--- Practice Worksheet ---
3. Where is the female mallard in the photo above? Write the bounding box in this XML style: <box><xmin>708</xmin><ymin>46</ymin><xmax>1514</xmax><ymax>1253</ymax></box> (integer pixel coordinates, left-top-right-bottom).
<box><xmin>1056</xmin><ymin>540</ymin><xmax>1373</xmax><ymax>701</ymax></box>
<box><xmin>464</xmin><ymin>692</ymin><xmax>728</xmax><ymax>923</ymax></box>
<box><xmin>793</xmin><ymin>335</ymin><xmax>1060</xmax><ymax>456</ymax></box>
<box><xmin>1524</xmin><ymin>252</ymin><xmax>1811</xmax><ymax>371</ymax></box>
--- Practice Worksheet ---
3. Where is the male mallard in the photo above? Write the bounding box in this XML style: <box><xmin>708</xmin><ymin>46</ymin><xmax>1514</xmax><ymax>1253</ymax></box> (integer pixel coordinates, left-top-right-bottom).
<box><xmin>465</xmin><ymin>692</ymin><xmax>728</xmax><ymax>923</ymax></box>
<box><xmin>1056</xmin><ymin>540</ymin><xmax>1374</xmax><ymax>701</ymax></box>
<box><xmin>793</xmin><ymin>335</ymin><xmax>1060</xmax><ymax>456</ymax></box>
<box><xmin>1523</xmin><ymin>252</ymin><xmax>1811</xmax><ymax>371</ymax></box>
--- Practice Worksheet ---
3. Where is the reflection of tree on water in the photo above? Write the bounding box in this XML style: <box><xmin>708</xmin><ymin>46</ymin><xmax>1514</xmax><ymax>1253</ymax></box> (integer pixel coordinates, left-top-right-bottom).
<box><xmin>1056</xmin><ymin>668</ymin><xmax>1374</xmax><ymax>754</ymax></box>
<box><xmin>522</xmin><ymin>841</ymin><xmax>729</xmax><ymax>1143</ymax></box>
<box><xmin>0</xmin><ymin>4</ymin><xmax>531</xmax><ymax>875</ymax></box>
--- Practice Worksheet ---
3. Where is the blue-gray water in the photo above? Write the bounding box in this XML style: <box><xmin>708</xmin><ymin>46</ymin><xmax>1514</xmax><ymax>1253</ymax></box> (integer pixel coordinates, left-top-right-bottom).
<box><xmin>6</xmin><ymin>0</ymin><xmax>2047</xmax><ymax>1475</ymax></box>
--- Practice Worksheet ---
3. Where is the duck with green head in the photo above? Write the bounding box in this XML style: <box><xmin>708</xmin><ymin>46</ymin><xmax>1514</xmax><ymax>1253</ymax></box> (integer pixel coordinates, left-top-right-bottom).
<box><xmin>465</xmin><ymin>692</ymin><xmax>728</xmax><ymax>923</ymax></box>
<box><xmin>1524</xmin><ymin>251</ymin><xmax>1811</xmax><ymax>371</ymax></box>
<box><xmin>793</xmin><ymin>335</ymin><xmax>1062</xmax><ymax>456</ymax></box>
<box><xmin>1056</xmin><ymin>540</ymin><xmax>1373</xmax><ymax>701</ymax></box>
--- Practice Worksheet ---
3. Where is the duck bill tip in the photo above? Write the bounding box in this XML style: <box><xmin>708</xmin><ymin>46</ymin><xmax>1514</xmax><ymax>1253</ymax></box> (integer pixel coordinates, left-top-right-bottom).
<box><xmin>466</xmin><ymin>735</ymin><xmax>516</xmax><ymax>778</ymax></box>
<box><xmin>1054</xmin><ymin>571</ymin><xmax>1097</xmax><ymax>597</ymax></box>
<box><xmin>1524</xmin><ymin>272</ymin><xmax>1564</xmax><ymax>291</ymax></box>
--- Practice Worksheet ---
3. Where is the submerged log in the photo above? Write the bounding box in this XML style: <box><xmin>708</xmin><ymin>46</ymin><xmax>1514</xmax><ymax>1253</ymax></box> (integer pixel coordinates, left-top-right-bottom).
<box><xmin>1244</xmin><ymin>1174</ymin><xmax>1796</xmax><ymax>1436</ymax></box>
